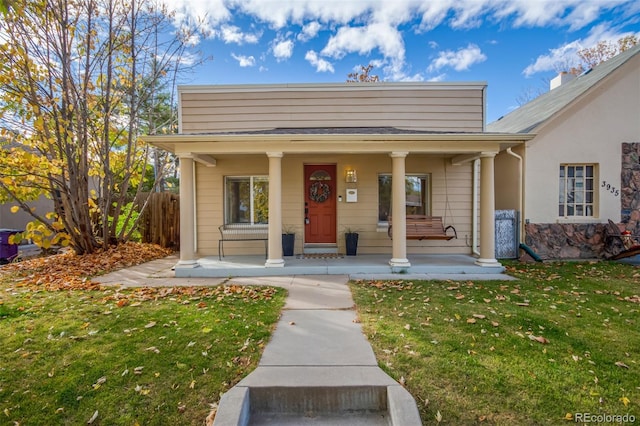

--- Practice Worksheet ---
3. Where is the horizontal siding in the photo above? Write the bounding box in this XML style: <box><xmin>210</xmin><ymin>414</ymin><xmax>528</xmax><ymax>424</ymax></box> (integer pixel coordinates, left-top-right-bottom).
<box><xmin>180</xmin><ymin>85</ymin><xmax>484</xmax><ymax>134</ymax></box>
<box><xmin>194</xmin><ymin>154</ymin><xmax>475</xmax><ymax>257</ymax></box>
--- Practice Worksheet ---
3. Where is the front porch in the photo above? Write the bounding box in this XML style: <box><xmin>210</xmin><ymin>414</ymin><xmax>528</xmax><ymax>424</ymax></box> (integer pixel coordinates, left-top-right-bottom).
<box><xmin>175</xmin><ymin>253</ymin><xmax>509</xmax><ymax>278</ymax></box>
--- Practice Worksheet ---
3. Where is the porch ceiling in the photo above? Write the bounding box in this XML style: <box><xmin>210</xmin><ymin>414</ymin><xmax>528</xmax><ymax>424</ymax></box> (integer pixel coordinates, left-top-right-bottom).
<box><xmin>143</xmin><ymin>129</ymin><xmax>534</xmax><ymax>157</ymax></box>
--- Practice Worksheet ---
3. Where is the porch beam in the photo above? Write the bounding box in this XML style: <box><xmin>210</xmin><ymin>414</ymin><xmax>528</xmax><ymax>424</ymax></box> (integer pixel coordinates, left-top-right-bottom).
<box><xmin>475</xmin><ymin>153</ymin><xmax>501</xmax><ymax>267</ymax></box>
<box><xmin>389</xmin><ymin>152</ymin><xmax>411</xmax><ymax>268</ymax></box>
<box><xmin>192</xmin><ymin>154</ymin><xmax>217</xmax><ymax>167</ymax></box>
<box><xmin>451</xmin><ymin>153</ymin><xmax>481</xmax><ymax>166</ymax></box>
<box><xmin>265</xmin><ymin>152</ymin><xmax>284</xmax><ymax>267</ymax></box>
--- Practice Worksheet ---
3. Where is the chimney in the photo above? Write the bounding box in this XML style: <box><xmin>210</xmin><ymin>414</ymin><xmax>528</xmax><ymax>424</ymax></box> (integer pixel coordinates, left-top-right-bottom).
<box><xmin>550</xmin><ymin>72</ymin><xmax>576</xmax><ymax>90</ymax></box>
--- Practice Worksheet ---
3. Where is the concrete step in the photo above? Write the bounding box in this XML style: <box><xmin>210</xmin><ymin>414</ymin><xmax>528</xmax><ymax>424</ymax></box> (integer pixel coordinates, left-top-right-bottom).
<box><xmin>248</xmin><ymin>386</ymin><xmax>388</xmax><ymax>425</ymax></box>
<box><xmin>303</xmin><ymin>244</ymin><xmax>338</xmax><ymax>254</ymax></box>
<box><xmin>214</xmin><ymin>384</ymin><xmax>420</xmax><ymax>425</ymax></box>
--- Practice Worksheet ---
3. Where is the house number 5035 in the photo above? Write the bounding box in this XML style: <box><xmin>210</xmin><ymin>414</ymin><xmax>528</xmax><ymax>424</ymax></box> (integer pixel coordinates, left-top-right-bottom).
<box><xmin>602</xmin><ymin>181</ymin><xmax>620</xmax><ymax>197</ymax></box>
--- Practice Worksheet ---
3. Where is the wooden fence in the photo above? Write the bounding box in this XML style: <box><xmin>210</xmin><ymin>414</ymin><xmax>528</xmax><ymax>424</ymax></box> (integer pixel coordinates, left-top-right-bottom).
<box><xmin>139</xmin><ymin>192</ymin><xmax>180</xmax><ymax>249</ymax></box>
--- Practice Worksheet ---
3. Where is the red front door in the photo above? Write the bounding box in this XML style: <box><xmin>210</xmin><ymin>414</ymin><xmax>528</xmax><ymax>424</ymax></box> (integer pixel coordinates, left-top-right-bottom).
<box><xmin>304</xmin><ymin>164</ymin><xmax>337</xmax><ymax>244</ymax></box>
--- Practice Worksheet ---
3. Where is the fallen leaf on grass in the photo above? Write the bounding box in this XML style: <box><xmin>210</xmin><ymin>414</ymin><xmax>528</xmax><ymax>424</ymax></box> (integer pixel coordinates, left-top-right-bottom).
<box><xmin>0</xmin><ymin>242</ymin><xmax>173</xmax><ymax>291</ymax></box>
<box><xmin>205</xmin><ymin>403</ymin><xmax>218</xmax><ymax>426</ymax></box>
<box><xmin>620</xmin><ymin>396</ymin><xmax>630</xmax><ymax>406</ymax></box>
<box><xmin>87</xmin><ymin>410</ymin><xmax>99</xmax><ymax>424</ymax></box>
<box><xmin>473</xmin><ymin>314</ymin><xmax>486</xmax><ymax>319</ymax></box>
<box><xmin>528</xmin><ymin>335</ymin><xmax>549</xmax><ymax>344</ymax></box>
<box><xmin>135</xmin><ymin>384</ymin><xmax>150</xmax><ymax>395</ymax></box>
<box><xmin>615</xmin><ymin>361</ymin><xmax>630</xmax><ymax>369</ymax></box>
<box><xmin>466</xmin><ymin>318</ymin><xmax>477</xmax><ymax>324</ymax></box>
<box><xmin>92</xmin><ymin>376</ymin><xmax>107</xmax><ymax>390</ymax></box>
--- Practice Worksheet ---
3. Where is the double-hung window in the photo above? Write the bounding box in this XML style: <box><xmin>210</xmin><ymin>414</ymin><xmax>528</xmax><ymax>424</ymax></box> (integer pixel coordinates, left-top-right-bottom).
<box><xmin>378</xmin><ymin>174</ymin><xmax>431</xmax><ymax>222</ymax></box>
<box><xmin>558</xmin><ymin>164</ymin><xmax>596</xmax><ymax>217</ymax></box>
<box><xmin>224</xmin><ymin>176</ymin><xmax>269</xmax><ymax>224</ymax></box>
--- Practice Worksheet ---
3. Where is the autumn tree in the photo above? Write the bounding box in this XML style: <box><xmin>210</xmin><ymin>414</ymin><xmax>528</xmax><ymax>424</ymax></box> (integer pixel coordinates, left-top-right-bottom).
<box><xmin>570</xmin><ymin>35</ymin><xmax>638</xmax><ymax>74</ymax></box>
<box><xmin>0</xmin><ymin>0</ymin><xmax>201</xmax><ymax>254</ymax></box>
<box><xmin>347</xmin><ymin>64</ymin><xmax>380</xmax><ymax>82</ymax></box>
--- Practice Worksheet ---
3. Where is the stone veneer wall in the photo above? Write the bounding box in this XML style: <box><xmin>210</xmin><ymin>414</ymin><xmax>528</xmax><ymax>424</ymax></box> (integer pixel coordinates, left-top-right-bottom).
<box><xmin>621</xmin><ymin>143</ymin><xmax>640</xmax><ymax>233</ymax></box>
<box><xmin>524</xmin><ymin>142</ymin><xmax>640</xmax><ymax>260</ymax></box>
<box><xmin>524</xmin><ymin>223</ymin><xmax>606</xmax><ymax>259</ymax></box>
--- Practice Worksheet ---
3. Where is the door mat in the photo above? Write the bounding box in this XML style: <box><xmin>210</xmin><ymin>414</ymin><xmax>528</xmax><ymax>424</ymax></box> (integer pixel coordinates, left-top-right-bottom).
<box><xmin>296</xmin><ymin>253</ymin><xmax>345</xmax><ymax>259</ymax></box>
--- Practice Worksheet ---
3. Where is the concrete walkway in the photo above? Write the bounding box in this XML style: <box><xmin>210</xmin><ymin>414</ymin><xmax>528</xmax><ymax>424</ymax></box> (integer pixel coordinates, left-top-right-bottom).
<box><xmin>212</xmin><ymin>275</ymin><xmax>421</xmax><ymax>425</ymax></box>
<box><xmin>93</xmin><ymin>255</ymin><xmax>516</xmax><ymax>424</ymax></box>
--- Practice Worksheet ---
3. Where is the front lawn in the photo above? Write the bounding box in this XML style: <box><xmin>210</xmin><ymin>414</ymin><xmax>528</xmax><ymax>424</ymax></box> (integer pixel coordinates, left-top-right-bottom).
<box><xmin>0</xmin><ymin>244</ymin><xmax>286</xmax><ymax>425</ymax></box>
<box><xmin>351</xmin><ymin>261</ymin><xmax>640</xmax><ymax>425</ymax></box>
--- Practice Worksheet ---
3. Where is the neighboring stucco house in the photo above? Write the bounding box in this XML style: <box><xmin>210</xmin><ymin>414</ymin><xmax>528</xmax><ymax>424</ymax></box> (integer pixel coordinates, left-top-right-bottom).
<box><xmin>144</xmin><ymin>82</ymin><xmax>531</xmax><ymax>276</ymax></box>
<box><xmin>488</xmin><ymin>44</ymin><xmax>640</xmax><ymax>259</ymax></box>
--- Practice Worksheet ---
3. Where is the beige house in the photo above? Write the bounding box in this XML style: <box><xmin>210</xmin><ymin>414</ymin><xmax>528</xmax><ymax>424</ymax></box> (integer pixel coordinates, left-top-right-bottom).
<box><xmin>489</xmin><ymin>44</ymin><xmax>640</xmax><ymax>259</ymax></box>
<box><xmin>144</xmin><ymin>82</ymin><xmax>532</xmax><ymax>276</ymax></box>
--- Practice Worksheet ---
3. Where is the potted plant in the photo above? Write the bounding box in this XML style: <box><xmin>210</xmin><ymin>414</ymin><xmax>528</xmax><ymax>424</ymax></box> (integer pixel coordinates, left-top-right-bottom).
<box><xmin>344</xmin><ymin>227</ymin><xmax>359</xmax><ymax>256</ymax></box>
<box><xmin>282</xmin><ymin>226</ymin><xmax>295</xmax><ymax>256</ymax></box>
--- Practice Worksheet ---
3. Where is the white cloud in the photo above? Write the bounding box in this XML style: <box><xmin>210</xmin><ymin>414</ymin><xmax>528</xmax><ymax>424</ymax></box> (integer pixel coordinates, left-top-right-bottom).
<box><xmin>321</xmin><ymin>23</ymin><xmax>406</xmax><ymax>76</ymax></box>
<box><xmin>330</xmin><ymin>22</ymin><xmax>407</xmax><ymax>60</ymax></box>
<box><xmin>428</xmin><ymin>73</ymin><xmax>447</xmax><ymax>82</ymax></box>
<box><xmin>220</xmin><ymin>25</ymin><xmax>260</xmax><ymax>44</ymax></box>
<box><xmin>298</xmin><ymin>21</ymin><xmax>322</xmax><ymax>42</ymax></box>
<box><xmin>165</xmin><ymin>0</ymin><xmax>635</xmax><ymax>38</ymax></box>
<box><xmin>161</xmin><ymin>0</ymin><xmax>635</xmax><ymax>80</ymax></box>
<box><xmin>305</xmin><ymin>50</ymin><xmax>334</xmax><ymax>73</ymax></box>
<box><xmin>428</xmin><ymin>44</ymin><xmax>487</xmax><ymax>72</ymax></box>
<box><xmin>231</xmin><ymin>53</ymin><xmax>256</xmax><ymax>67</ymax></box>
<box><xmin>272</xmin><ymin>38</ymin><xmax>294</xmax><ymax>61</ymax></box>
<box><xmin>163</xmin><ymin>0</ymin><xmax>231</xmax><ymax>34</ymax></box>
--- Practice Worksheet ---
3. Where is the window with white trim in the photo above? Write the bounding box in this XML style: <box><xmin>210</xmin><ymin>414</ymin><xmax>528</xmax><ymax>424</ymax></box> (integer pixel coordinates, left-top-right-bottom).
<box><xmin>558</xmin><ymin>164</ymin><xmax>596</xmax><ymax>217</ymax></box>
<box><xmin>378</xmin><ymin>174</ymin><xmax>431</xmax><ymax>222</ymax></box>
<box><xmin>224</xmin><ymin>176</ymin><xmax>269</xmax><ymax>224</ymax></box>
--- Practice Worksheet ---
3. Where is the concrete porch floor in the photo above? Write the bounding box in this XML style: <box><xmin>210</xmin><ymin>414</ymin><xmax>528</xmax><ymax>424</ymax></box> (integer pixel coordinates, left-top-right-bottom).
<box><xmin>175</xmin><ymin>253</ymin><xmax>512</xmax><ymax>279</ymax></box>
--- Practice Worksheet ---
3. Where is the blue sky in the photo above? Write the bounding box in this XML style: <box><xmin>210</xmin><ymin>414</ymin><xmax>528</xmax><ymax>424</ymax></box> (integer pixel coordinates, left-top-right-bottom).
<box><xmin>166</xmin><ymin>1</ymin><xmax>640</xmax><ymax>123</ymax></box>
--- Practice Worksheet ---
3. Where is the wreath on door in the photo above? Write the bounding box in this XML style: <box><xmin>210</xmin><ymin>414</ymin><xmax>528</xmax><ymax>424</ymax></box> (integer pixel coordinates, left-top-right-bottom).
<box><xmin>309</xmin><ymin>181</ymin><xmax>331</xmax><ymax>203</ymax></box>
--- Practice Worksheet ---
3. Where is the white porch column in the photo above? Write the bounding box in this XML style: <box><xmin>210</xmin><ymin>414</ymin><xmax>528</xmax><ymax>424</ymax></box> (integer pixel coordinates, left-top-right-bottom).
<box><xmin>178</xmin><ymin>155</ymin><xmax>197</xmax><ymax>266</ymax></box>
<box><xmin>476</xmin><ymin>153</ymin><xmax>501</xmax><ymax>267</ymax></box>
<box><xmin>389</xmin><ymin>152</ymin><xmax>411</xmax><ymax>268</ymax></box>
<box><xmin>266</xmin><ymin>152</ymin><xmax>284</xmax><ymax>267</ymax></box>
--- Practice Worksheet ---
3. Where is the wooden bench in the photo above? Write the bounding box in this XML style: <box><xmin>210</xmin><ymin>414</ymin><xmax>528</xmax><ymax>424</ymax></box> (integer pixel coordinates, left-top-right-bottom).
<box><xmin>388</xmin><ymin>215</ymin><xmax>457</xmax><ymax>241</ymax></box>
<box><xmin>218</xmin><ymin>224</ymin><xmax>268</xmax><ymax>260</ymax></box>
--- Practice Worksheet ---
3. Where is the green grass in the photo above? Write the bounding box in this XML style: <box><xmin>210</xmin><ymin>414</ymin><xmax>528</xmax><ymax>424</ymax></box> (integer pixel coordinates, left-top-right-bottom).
<box><xmin>0</xmin><ymin>284</ymin><xmax>286</xmax><ymax>425</ymax></box>
<box><xmin>351</xmin><ymin>261</ymin><xmax>640</xmax><ymax>425</ymax></box>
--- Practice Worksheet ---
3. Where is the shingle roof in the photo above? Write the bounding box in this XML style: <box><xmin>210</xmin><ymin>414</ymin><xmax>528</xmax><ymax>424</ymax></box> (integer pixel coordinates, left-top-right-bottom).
<box><xmin>487</xmin><ymin>44</ymin><xmax>640</xmax><ymax>134</ymax></box>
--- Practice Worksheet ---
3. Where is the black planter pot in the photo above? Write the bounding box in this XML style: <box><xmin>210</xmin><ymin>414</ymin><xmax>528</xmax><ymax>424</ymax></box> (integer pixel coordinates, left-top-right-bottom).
<box><xmin>282</xmin><ymin>233</ymin><xmax>295</xmax><ymax>256</ymax></box>
<box><xmin>345</xmin><ymin>233</ymin><xmax>359</xmax><ymax>256</ymax></box>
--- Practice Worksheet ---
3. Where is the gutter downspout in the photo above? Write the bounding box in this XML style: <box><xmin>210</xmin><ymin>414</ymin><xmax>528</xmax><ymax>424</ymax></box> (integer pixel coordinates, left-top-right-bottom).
<box><xmin>506</xmin><ymin>148</ymin><xmax>523</xmax><ymax>243</ymax></box>
<box><xmin>472</xmin><ymin>159</ymin><xmax>480</xmax><ymax>256</ymax></box>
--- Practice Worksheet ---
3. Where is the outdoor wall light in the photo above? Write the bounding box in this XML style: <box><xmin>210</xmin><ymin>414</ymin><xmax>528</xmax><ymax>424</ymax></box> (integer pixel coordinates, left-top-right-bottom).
<box><xmin>345</xmin><ymin>168</ymin><xmax>357</xmax><ymax>183</ymax></box>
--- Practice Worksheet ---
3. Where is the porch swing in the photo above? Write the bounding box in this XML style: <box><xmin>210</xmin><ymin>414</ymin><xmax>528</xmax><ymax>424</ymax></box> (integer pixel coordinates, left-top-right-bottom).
<box><xmin>387</xmin><ymin>160</ymin><xmax>458</xmax><ymax>241</ymax></box>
